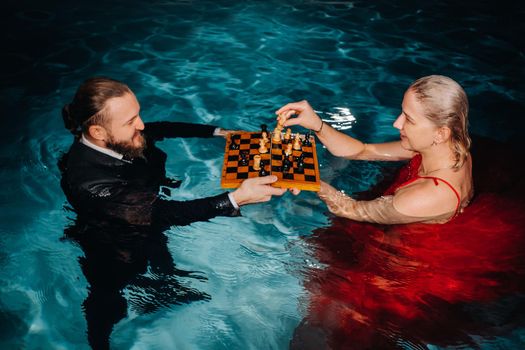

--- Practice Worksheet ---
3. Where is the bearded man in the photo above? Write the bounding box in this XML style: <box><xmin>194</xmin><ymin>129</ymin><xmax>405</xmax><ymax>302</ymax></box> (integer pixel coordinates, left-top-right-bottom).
<box><xmin>59</xmin><ymin>77</ymin><xmax>284</xmax><ymax>228</ymax></box>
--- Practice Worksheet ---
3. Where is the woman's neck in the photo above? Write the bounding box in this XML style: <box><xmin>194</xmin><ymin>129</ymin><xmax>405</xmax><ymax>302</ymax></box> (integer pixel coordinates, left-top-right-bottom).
<box><xmin>419</xmin><ymin>144</ymin><xmax>456</xmax><ymax>175</ymax></box>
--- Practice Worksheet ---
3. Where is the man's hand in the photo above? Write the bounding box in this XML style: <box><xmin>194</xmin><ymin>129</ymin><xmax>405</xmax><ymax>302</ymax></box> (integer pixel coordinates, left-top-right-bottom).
<box><xmin>214</xmin><ymin>128</ymin><xmax>241</xmax><ymax>138</ymax></box>
<box><xmin>231</xmin><ymin>176</ymin><xmax>286</xmax><ymax>206</ymax></box>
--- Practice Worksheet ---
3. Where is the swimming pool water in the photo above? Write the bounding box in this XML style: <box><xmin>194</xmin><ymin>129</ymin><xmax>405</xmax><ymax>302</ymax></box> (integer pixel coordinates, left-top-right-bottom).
<box><xmin>1</xmin><ymin>1</ymin><xmax>524</xmax><ymax>349</ymax></box>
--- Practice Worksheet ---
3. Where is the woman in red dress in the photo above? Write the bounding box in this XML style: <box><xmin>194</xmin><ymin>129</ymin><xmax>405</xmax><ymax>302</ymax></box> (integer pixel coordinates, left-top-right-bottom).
<box><xmin>277</xmin><ymin>75</ymin><xmax>473</xmax><ymax>224</ymax></box>
<box><xmin>277</xmin><ymin>76</ymin><xmax>525</xmax><ymax>349</ymax></box>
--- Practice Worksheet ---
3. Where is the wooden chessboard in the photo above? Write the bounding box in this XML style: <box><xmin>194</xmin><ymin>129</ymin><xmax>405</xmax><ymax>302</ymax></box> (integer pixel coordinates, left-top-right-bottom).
<box><xmin>221</xmin><ymin>131</ymin><xmax>321</xmax><ymax>191</ymax></box>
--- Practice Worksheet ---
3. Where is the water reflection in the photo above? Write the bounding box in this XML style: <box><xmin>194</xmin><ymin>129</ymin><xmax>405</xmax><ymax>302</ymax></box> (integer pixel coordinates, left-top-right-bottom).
<box><xmin>61</xmin><ymin>221</ymin><xmax>210</xmax><ymax>350</ymax></box>
<box><xmin>293</xmin><ymin>136</ymin><xmax>525</xmax><ymax>349</ymax></box>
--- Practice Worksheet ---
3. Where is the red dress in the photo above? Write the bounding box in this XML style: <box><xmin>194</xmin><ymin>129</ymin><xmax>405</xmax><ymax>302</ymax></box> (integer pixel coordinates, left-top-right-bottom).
<box><xmin>293</xmin><ymin>153</ymin><xmax>525</xmax><ymax>349</ymax></box>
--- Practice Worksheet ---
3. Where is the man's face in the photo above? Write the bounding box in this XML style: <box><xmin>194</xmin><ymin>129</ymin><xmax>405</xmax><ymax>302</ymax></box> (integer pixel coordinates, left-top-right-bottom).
<box><xmin>104</xmin><ymin>92</ymin><xmax>146</xmax><ymax>159</ymax></box>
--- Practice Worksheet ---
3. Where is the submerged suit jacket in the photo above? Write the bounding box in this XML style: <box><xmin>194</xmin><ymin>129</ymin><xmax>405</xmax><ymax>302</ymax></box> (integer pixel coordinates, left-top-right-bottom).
<box><xmin>60</xmin><ymin>122</ymin><xmax>239</xmax><ymax>229</ymax></box>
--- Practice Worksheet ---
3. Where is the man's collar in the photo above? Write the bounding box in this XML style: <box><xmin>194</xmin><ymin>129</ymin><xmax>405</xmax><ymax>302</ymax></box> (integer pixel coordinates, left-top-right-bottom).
<box><xmin>80</xmin><ymin>134</ymin><xmax>131</xmax><ymax>163</ymax></box>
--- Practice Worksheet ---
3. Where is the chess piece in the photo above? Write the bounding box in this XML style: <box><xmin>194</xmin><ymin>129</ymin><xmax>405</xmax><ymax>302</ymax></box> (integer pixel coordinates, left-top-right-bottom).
<box><xmin>258</xmin><ymin>138</ymin><xmax>268</xmax><ymax>153</ymax></box>
<box><xmin>261</xmin><ymin>124</ymin><xmax>268</xmax><ymax>134</ymax></box>
<box><xmin>239</xmin><ymin>151</ymin><xmax>249</xmax><ymax>166</ymax></box>
<box><xmin>253</xmin><ymin>155</ymin><xmax>261</xmax><ymax>171</ymax></box>
<box><xmin>272</xmin><ymin>128</ymin><xmax>281</xmax><ymax>143</ymax></box>
<box><xmin>303</xmin><ymin>131</ymin><xmax>312</xmax><ymax>146</ymax></box>
<box><xmin>293</xmin><ymin>133</ymin><xmax>302</xmax><ymax>151</ymax></box>
<box><xmin>283</xmin><ymin>128</ymin><xmax>292</xmax><ymax>143</ymax></box>
<box><xmin>261</xmin><ymin>131</ymin><xmax>269</xmax><ymax>143</ymax></box>
<box><xmin>284</xmin><ymin>143</ymin><xmax>293</xmax><ymax>156</ymax></box>
<box><xmin>229</xmin><ymin>135</ymin><xmax>240</xmax><ymax>150</ymax></box>
<box><xmin>259</xmin><ymin>160</ymin><xmax>268</xmax><ymax>176</ymax></box>
<box><xmin>296</xmin><ymin>156</ymin><xmax>304</xmax><ymax>173</ymax></box>
<box><xmin>276</xmin><ymin>114</ymin><xmax>285</xmax><ymax>131</ymax></box>
<box><xmin>282</xmin><ymin>156</ymin><xmax>292</xmax><ymax>173</ymax></box>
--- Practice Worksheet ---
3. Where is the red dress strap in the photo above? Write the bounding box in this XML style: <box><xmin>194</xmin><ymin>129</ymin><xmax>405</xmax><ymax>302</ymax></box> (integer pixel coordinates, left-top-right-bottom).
<box><xmin>383</xmin><ymin>154</ymin><xmax>462</xmax><ymax>216</ymax></box>
<box><xmin>383</xmin><ymin>154</ymin><xmax>422</xmax><ymax>196</ymax></box>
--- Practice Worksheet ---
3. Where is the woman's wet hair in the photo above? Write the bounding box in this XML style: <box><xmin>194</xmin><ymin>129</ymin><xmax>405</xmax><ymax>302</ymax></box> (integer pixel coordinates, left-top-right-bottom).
<box><xmin>62</xmin><ymin>77</ymin><xmax>132</xmax><ymax>136</ymax></box>
<box><xmin>409</xmin><ymin>75</ymin><xmax>471</xmax><ymax>169</ymax></box>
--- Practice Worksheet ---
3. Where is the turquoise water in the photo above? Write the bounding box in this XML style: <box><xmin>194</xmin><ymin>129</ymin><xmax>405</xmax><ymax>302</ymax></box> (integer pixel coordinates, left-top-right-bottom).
<box><xmin>1</xmin><ymin>1</ymin><xmax>524</xmax><ymax>349</ymax></box>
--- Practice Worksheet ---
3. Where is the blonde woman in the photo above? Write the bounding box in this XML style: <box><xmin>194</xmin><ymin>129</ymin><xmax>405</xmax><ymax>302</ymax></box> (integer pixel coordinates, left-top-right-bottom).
<box><xmin>277</xmin><ymin>75</ymin><xmax>473</xmax><ymax>224</ymax></box>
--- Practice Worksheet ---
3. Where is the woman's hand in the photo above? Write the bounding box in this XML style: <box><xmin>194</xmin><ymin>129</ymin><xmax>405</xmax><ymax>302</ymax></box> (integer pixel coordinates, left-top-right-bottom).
<box><xmin>318</xmin><ymin>180</ymin><xmax>339</xmax><ymax>202</ymax></box>
<box><xmin>275</xmin><ymin>100</ymin><xmax>323</xmax><ymax>132</ymax></box>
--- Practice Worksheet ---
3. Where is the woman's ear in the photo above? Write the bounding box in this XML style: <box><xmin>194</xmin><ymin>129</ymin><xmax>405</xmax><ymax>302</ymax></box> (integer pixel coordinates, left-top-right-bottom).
<box><xmin>88</xmin><ymin>125</ymin><xmax>108</xmax><ymax>141</ymax></box>
<box><xmin>436</xmin><ymin>126</ymin><xmax>451</xmax><ymax>144</ymax></box>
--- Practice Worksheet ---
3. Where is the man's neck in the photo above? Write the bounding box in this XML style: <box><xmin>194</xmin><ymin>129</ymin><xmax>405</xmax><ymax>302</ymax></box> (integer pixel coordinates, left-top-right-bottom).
<box><xmin>84</xmin><ymin>133</ymin><xmax>106</xmax><ymax>148</ymax></box>
<box><xmin>80</xmin><ymin>133</ymin><xmax>125</xmax><ymax>161</ymax></box>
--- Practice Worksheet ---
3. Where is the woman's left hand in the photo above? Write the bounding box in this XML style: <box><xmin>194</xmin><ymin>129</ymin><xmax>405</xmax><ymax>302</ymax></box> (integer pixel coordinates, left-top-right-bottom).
<box><xmin>318</xmin><ymin>180</ymin><xmax>339</xmax><ymax>201</ymax></box>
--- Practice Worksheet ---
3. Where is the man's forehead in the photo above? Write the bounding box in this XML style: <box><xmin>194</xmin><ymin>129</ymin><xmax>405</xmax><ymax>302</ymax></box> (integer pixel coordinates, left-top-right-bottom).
<box><xmin>106</xmin><ymin>93</ymin><xmax>140</xmax><ymax>120</ymax></box>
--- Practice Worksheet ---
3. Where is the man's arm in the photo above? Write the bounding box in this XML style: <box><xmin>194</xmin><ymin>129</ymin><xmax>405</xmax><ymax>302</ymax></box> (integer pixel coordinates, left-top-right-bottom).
<box><xmin>145</xmin><ymin>122</ymin><xmax>218</xmax><ymax>141</ymax></box>
<box><xmin>74</xmin><ymin>181</ymin><xmax>239</xmax><ymax>228</ymax></box>
<box><xmin>153</xmin><ymin>193</ymin><xmax>239</xmax><ymax>228</ymax></box>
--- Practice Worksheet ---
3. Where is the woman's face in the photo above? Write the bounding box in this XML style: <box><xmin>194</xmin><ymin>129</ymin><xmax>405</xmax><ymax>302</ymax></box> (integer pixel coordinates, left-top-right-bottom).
<box><xmin>393</xmin><ymin>89</ymin><xmax>438</xmax><ymax>152</ymax></box>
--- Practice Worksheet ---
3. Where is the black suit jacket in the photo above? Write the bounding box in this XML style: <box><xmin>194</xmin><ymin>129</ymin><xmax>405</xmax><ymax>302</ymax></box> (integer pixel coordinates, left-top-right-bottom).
<box><xmin>59</xmin><ymin>122</ymin><xmax>239</xmax><ymax>229</ymax></box>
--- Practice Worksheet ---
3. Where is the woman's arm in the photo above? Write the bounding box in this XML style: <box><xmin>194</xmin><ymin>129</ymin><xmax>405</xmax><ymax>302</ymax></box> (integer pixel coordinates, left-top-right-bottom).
<box><xmin>318</xmin><ymin>180</ymin><xmax>457</xmax><ymax>224</ymax></box>
<box><xmin>276</xmin><ymin>100</ymin><xmax>414</xmax><ymax>161</ymax></box>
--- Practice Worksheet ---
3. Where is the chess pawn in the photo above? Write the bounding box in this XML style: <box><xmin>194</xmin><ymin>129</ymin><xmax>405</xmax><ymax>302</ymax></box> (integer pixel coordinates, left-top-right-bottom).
<box><xmin>296</xmin><ymin>155</ymin><xmax>305</xmax><ymax>173</ymax></box>
<box><xmin>229</xmin><ymin>135</ymin><xmax>240</xmax><ymax>150</ymax></box>
<box><xmin>284</xmin><ymin>142</ymin><xmax>293</xmax><ymax>156</ymax></box>
<box><xmin>282</xmin><ymin>155</ymin><xmax>292</xmax><ymax>173</ymax></box>
<box><xmin>284</xmin><ymin>128</ymin><xmax>292</xmax><ymax>143</ymax></box>
<box><xmin>261</xmin><ymin>131</ymin><xmax>269</xmax><ymax>144</ymax></box>
<box><xmin>293</xmin><ymin>133</ymin><xmax>302</xmax><ymax>151</ymax></box>
<box><xmin>258</xmin><ymin>139</ymin><xmax>268</xmax><ymax>154</ymax></box>
<box><xmin>239</xmin><ymin>151</ymin><xmax>249</xmax><ymax>166</ymax></box>
<box><xmin>253</xmin><ymin>155</ymin><xmax>261</xmax><ymax>171</ymax></box>
<box><xmin>259</xmin><ymin>160</ymin><xmax>268</xmax><ymax>176</ymax></box>
<box><xmin>272</xmin><ymin>128</ymin><xmax>281</xmax><ymax>142</ymax></box>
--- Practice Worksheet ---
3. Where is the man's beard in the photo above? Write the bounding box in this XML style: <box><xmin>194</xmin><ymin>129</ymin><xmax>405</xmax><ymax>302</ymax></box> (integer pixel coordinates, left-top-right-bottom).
<box><xmin>106</xmin><ymin>132</ymin><xmax>146</xmax><ymax>160</ymax></box>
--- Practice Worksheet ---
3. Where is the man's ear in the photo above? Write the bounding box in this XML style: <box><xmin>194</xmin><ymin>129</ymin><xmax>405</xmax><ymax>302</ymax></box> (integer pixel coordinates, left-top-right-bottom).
<box><xmin>436</xmin><ymin>126</ymin><xmax>451</xmax><ymax>144</ymax></box>
<box><xmin>88</xmin><ymin>125</ymin><xmax>108</xmax><ymax>141</ymax></box>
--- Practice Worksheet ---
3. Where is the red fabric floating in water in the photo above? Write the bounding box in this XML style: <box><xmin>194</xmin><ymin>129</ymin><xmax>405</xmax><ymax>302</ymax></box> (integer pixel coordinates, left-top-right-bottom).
<box><xmin>294</xmin><ymin>137</ymin><xmax>525</xmax><ymax>349</ymax></box>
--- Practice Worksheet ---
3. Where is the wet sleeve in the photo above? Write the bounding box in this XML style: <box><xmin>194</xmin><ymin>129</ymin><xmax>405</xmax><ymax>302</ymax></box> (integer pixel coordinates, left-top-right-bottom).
<box><xmin>80</xmin><ymin>182</ymin><xmax>239</xmax><ymax>228</ymax></box>
<box><xmin>145</xmin><ymin>122</ymin><xmax>217</xmax><ymax>141</ymax></box>
<box><xmin>152</xmin><ymin>192</ymin><xmax>241</xmax><ymax>228</ymax></box>
<box><xmin>318</xmin><ymin>188</ymin><xmax>432</xmax><ymax>225</ymax></box>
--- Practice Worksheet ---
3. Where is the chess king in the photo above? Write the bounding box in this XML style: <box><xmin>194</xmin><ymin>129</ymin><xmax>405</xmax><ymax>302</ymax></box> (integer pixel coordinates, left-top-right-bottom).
<box><xmin>59</xmin><ymin>77</ymin><xmax>286</xmax><ymax>228</ymax></box>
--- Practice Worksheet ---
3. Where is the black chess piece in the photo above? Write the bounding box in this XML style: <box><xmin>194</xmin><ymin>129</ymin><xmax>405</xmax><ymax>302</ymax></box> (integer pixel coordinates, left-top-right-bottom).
<box><xmin>303</xmin><ymin>131</ymin><xmax>312</xmax><ymax>146</ymax></box>
<box><xmin>261</xmin><ymin>124</ymin><xmax>268</xmax><ymax>133</ymax></box>
<box><xmin>282</xmin><ymin>156</ymin><xmax>292</xmax><ymax>173</ymax></box>
<box><xmin>239</xmin><ymin>151</ymin><xmax>248</xmax><ymax>166</ymax></box>
<box><xmin>259</xmin><ymin>160</ymin><xmax>268</xmax><ymax>176</ymax></box>
<box><xmin>296</xmin><ymin>157</ymin><xmax>304</xmax><ymax>173</ymax></box>
<box><xmin>229</xmin><ymin>135</ymin><xmax>240</xmax><ymax>150</ymax></box>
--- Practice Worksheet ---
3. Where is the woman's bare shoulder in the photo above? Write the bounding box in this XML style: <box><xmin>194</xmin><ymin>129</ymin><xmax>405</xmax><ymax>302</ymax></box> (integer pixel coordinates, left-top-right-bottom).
<box><xmin>392</xmin><ymin>179</ymin><xmax>458</xmax><ymax>218</ymax></box>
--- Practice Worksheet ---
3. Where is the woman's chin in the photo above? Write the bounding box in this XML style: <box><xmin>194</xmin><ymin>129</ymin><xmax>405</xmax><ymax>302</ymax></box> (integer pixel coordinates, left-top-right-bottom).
<box><xmin>399</xmin><ymin>138</ymin><xmax>410</xmax><ymax>149</ymax></box>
